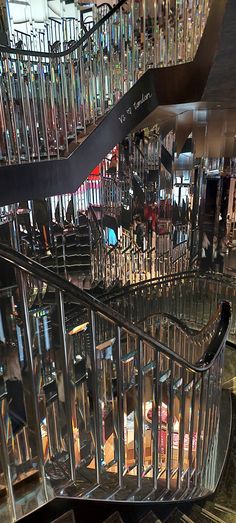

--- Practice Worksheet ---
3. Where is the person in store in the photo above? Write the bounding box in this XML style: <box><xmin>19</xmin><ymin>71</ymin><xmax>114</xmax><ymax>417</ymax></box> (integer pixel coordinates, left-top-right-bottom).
<box><xmin>200</xmin><ymin>232</ymin><xmax>211</xmax><ymax>272</ymax></box>
<box><xmin>217</xmin><ymin>236</ymin><xmax>228</xmax><ymax>273</ymax></box>
<box><xmin>135</xmin><ymin>216</ymin><xmax>145</xmax><ymax>251</ymax></box>
<box><xmin>212</xmin><ymin>235</ymin><xmax>218</xmax><ymax>270</ymax></box>
<box><xmin>33</xmin><ymin>199</ymin><xmax>51</xmax><ymax>254</ymax></box>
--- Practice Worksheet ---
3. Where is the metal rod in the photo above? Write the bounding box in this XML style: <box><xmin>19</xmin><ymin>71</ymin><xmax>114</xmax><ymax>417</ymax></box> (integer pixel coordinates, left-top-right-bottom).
<box><xmin>114</xmin><ymin>325</ymin><xmax>124</xmax><ymax>487</ymax></box>
<box><xmin>0</xmin><ymin>396</ymin><xmax>16</xmax><ymax>521</ymax></box>
<box><xmin>137</xmin><ymin>337</ymin><xmax>144</xmax><ymax>489</ymax></box>
<box><xmin>18</xmin><ymin>270</ymin><xmax>48</xmax><ymax>496</ymax></box>
<box><xmin>89</xmin><ymin>310</ymin><xmax>102</xmax><ymax>485</ymax></box>
<box><xmin>57</xmin><ymin>290</ymin><xmax>76</xmax><ymax>481</ymax></box>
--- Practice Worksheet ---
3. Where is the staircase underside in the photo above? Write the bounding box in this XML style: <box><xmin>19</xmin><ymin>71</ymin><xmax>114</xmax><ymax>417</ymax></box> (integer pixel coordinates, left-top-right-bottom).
<box><xmin>0</xmin><ymin>0</ymin><xmax>234</xmax><ymax>206</ymax></box>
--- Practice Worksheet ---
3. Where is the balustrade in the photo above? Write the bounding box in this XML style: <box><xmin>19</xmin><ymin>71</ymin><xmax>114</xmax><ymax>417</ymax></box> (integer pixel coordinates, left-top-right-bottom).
<box><xmin>0</xmin><ymin>244</ymin><xmax>230</xmax><ymax>522</ymax></box>
<box><xmin>0</xmin><ymin>0</ymin><xmax>211</xmax><ymax>167</ymax></box>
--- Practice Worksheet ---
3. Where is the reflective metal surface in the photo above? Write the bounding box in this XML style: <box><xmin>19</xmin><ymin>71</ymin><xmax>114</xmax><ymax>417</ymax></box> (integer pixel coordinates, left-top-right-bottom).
<box><xmin>0</xmin><ymin>0</ymin><xmax>211</xmax><ymax>166</ymax></box>
<box><xmin>107</xmin><ymin>271</ymin><xmax>236</xmax><ymax>345</ymax></box>
<box><xmin>0</xmin><ymin>243</ymin><xmax>230</xmax><ymax>521</ymax></box>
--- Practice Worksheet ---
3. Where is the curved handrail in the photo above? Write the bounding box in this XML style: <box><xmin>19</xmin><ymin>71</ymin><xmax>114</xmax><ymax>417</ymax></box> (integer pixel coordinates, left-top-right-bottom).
<box><xmin>139</xmin><ymin>304</ymin><xmax>231</xmax><ymax>366</ymax></box>
<box><xmin>104</xmin><ymin>270</ymin><xmax>197</xmax><ymax>301</ymax></box>
<box><xmin>0</xmin><ymin>243</ymin><xmax>231</xmax><ymax>373</ymax></box>
<box><xmin>0</xmin><ymin>0</ymin><xmax>127</xmax><ymax>58</ymax></box>
<box><xmin>105</xmin><ymin>269</ymin><xmax>236</xmax><ymax>302</ymax></box>
<box><xmin>140</xmin><ymin>311</ymin><xmax>205</xmax><ymax>338</ymax></box>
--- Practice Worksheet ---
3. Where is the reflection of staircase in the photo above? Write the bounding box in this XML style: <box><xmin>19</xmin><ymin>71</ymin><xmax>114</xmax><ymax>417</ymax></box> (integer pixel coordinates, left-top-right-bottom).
<box><xmin>101</xmin><ymin>497</ymin><xmax>236</xmax><ymax>522</ymax></box>
<box><xmin>0</xmin><ymin>0</ymin><xmax>227</xmax><ymax>205</ymax></box>
<box><xmin>76</xmin><ymin>214</ymin><xmax>92</xmax><ymax>283</ymax></box>
<box><xmin>36</xmin><ymin>215</ymin><xmax>92</xmax><ymax>285</ymax></box>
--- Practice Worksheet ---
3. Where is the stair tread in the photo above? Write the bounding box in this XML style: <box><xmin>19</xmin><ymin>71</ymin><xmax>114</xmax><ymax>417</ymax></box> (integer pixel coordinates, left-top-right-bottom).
<box><xmin>139</xmin><ymin>511</ymin><xmax>162</xmax><ymax>523</ymax></box>
<box><xmin>103</xmin><ymin>513</ymin><xmax>124</xmax><ymax>523</ymax></box>
<box><xmin>204</xmin><ymin>502</ymin><xmax>236</xmax><ymax>523</ymax></box>
<box><xmin>189</xmin><ymin>505</ymin><xmax>225</xmax><ymax>523</ymax></box>
<box><xmin>165</xmin><ymin>509</ymin><xmax>195</xmax><ymax>522</ymax></box>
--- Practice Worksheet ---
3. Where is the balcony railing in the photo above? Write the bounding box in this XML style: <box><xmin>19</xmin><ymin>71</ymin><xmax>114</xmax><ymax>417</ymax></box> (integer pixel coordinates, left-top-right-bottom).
<box><xmin>10</xmin><ymin>6</ymin><xmax>111</xmax><ymax>54</ymax></box>
<box><xmin>0</xmin><ymin>0</ymin><xmax>211</xmax><ymax>167</ymax></box>
<box><xmin>0</xmin><ymin>243</ymin><xmax>230</xmax><ymax>522</ymax></box>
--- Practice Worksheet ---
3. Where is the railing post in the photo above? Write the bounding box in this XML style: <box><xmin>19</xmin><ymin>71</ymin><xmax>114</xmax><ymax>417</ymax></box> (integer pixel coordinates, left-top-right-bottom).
<box><xmin>137</xmin><ymin>337</ymin><xmax>143</xmax><ymax>489</ymax></box>
<box><xmin>89</xmin><ymin>310</ymin><xmax>102</xmax><ymax>485</ymax></box>
<box><xmin>17</xmin><ymin>271</ymin><xmax>47</xmax><ymax>497</ymax></box>
<box><xmin>57</xmin><ymin>290</ymin><xmax>76</xmax><ymax>481</ymax></box>
<box><xmin>166</xmin><ymin>359</ymin><xmax>174</xmax><ymax>490</ymax></box>
<box><xmin>0</xmin><ymin>386</ymin><xmax>16</xmax><ymax>521</ymax></box>
<box><xmin>153</xmin><ymin>350</ymin><xmax>160</xmax><ymax>489</ymax></box>
<box><xmin>114</xmin><ymin>325</ymin><xmax>124</xmax><ymax>487</ymax></box>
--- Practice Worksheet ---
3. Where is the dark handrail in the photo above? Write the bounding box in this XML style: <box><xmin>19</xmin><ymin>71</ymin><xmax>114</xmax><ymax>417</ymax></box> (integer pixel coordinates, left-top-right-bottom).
<box><xmin>106</xmin><ymin>269</ymin><xmax>236</xmax><ymax>302</ymax></box>
<box><xmin>88</xmin><ymin>204</ymin><xmax>103</xmax><ymax>238</ymax></box>
<box><xmin>139</xmin><ymin>311</ymin><xmax>218</xmax><ymax>340</ymax></box>
<box><xmin>0</xmin><ymin>0</ymin><xmax>127</xmax><ymax>58</ymax></box>
<box><xmin>0</xmin><ymin>243</ymin><xmax>231</xmax><ymax>373</ymax></box>
<box><xmin>196</xmin><ymin>301</ymin><xmax>231</xmax><ymax>366</ymax></box>
<box><xmin>105</xmin><ymin>270</ymin><xmax>197</xmax><ymax>301</ymax></box>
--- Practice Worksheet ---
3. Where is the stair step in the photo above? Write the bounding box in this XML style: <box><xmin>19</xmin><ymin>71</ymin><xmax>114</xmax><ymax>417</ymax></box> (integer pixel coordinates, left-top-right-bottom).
<box><xmin>139</xmin><ymin>511</ymin><xmax>162</xmax><ymax>523</ymax></box>
<box><xmin>204</xmin><ymin>502</ymin><xmax>236</xmax><ymax>523</ymax></box>
<box><xmin>189</xmin><ymin>505</ymin><xmax>225</xmax><ymax>523</ymax></box>
<box><xmin>165</xmin><ymin>508</ymin><xmax>195</xmax><ymax>522</ymax></box>
<box><xmin>103</xmin><ymin>513</ymin><xmax>124</xmax><ymax>523</ymax></box>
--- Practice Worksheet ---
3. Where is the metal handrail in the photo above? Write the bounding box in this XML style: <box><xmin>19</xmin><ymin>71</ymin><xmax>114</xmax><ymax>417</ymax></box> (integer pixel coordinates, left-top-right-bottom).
<box><xmin>0</xmin><ymin>243</ymin><xmax>231</xmax><ymax>373</ymax></box>
<box><xmin>106</xmin><ymin>269</ymin><xmax>236</xmax><ymax>300</ymax></box>
<box><xmin>105</xmin><ymin>270</ymin><xmax>197</xmax><ymax>300</ymax></box>
<box><xmin>0</xmin><ymin>0</ymin><xmax>127</xmax><ymax>58</ymax></box>
<box><xmin>140</xmin><ymin>311</ymin><xmax>210</xmax><ymax>339</ymax></box>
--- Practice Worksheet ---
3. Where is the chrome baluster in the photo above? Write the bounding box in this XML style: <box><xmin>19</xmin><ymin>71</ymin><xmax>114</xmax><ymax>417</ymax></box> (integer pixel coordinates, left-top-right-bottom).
<box><xmin>0</xmin><ymin>379</ymin><xmax>16</xmax><ymax>521</ymax></box>
<box><xmin>166</xmin><ymin>359</ymin><xmax>174</xmax><ymax>490</ymax></box>
<box><xmin>17</xmin><ymin>271</ymin><xmax>47</xmax><ymax>496</ymax></box>
<box><xmin>57</xmin><ymin>290</ymin><xmax>76</xmax><ymax>481</ymax></box>
<box><xmin>37</xmin><ymin>57</ymin><xmax>50</xmax><ymax>160</ymax></box>
<box><xmin>114</xmin><ymin>325</ymin><xmax>125</xmax><ymax>488</ymax></box>
<box><xmin>176</xmin><ymin>366</ymin><xmax>187</xmax><ymax>491</ymax></box>
<box><xmin>89</xmin><ymin>310</ymin><xmax>102</xmax><ymax>485</ymax></box>
<box><xmin>3</xmin><ymin>52</ymin><xmax>21</xmax><ymax>162</ymax></box>
<box><xmin>27</xmin><ymin>54</ymin><xmax>41</xmax><ymax>160</ymax></box>
<box><xmin>136</xmin><ymin>337</ymin><xmax>144</xmax><ymax>489</ymax></box>
<box><xmin>0</xmin><ymin>77</ymin><xmax>12</xmax><ymax>164</ymax></box>
<box><xmin>78</xmin><ymin>45</ymin><xmax>86</xmax><ymax>134</ymax></box>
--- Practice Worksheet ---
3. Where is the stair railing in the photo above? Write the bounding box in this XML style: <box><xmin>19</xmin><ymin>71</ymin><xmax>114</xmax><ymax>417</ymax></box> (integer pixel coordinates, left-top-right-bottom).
<box><xmin>0</xmin><ymin>0</ymin><xmax>211</xmax><ymax>166</ymax></box>
<box><xmin>0</xmin><ymin>243</ymin><xmax>230</xmax><ymax>521</ymax></box>
<box><xmin>105</xmin><ymin>270</ymin><xmax>236</xmax><ymax>345</ymax></box>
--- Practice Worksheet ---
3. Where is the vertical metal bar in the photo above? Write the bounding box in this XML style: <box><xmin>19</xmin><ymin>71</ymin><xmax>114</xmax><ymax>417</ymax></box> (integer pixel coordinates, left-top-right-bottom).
<box><xmin>137</xmin><ymin>337</ymin><xmax>143</xmax><ymax>489</ymax></box>
<box><xmin>89</xmin><ymin>310</ymin><xmax>102</xmax><ymax>485</ymax></box>
<box><xmin>177</xmin><ymin>367</ymin><xmax>186</xmax><ymax>489</ymax></box>
<box><xmin>200</xmin><ymin>369</ymin><xmax>211</xmax><ymax>475</ymax></box>
<box><xmin>17</xmin><ymin>271</ymin><xmax>47</xmax><ymax>495</ymax></box>
<box><xmin>114</xmin><ymin>325</ymin><xmax>124</xmax><ymax>487</ymax></box>
<box><xmin>187</xmin><ymin>374</ymin><xmax>196</xmax><ymax>487</ymax></box>
<box><xmin>166</xmin><ymin>359</ymin><xmax>174</xmax><ymax>490</ymax></box>
<box><xmin>57</xmin><ymin>290</ymin><xmax>76</xmax><ymax>481</ymax></box>
<box><xmin>0</xmin><ymin>397</ymin><xmax>16</xmax><ymax>521</ymax></box>
<box><xmin>143</xmin><ymin>0</ymin><xmax>146</xmax><ymax>72</ymax></box>
<box><xmin>153</xmin><ymin>350</ymin><xmax>160</xmax><ymax>489</ymax></box>
<box><xmin>194</xmin><ymin>373</ymin><xmax>206</xmax><ymax>487</ymax></box>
